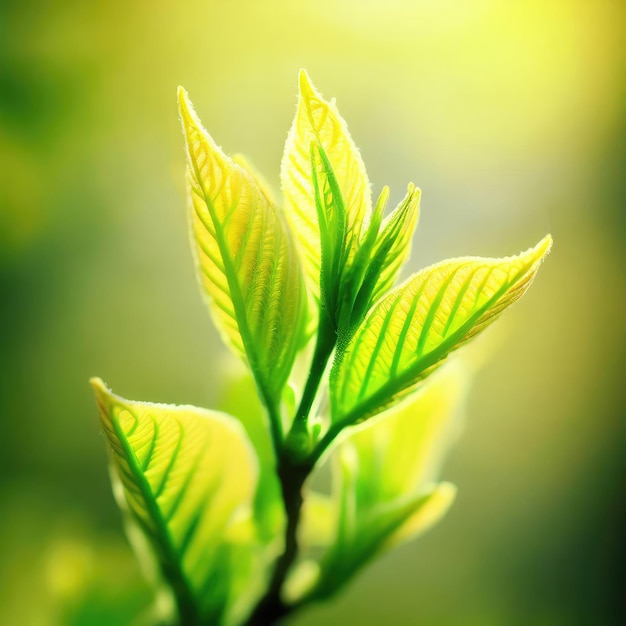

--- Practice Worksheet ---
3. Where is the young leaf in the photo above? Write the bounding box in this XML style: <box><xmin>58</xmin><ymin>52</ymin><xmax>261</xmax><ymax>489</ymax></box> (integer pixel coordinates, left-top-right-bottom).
<box><xmin>179</xmin><ymin>88</ymin><xmax>306</xmax><ymax>406</ymax></box>
<box><xmin>384</xmin><ymin>484</ymin><xmax>456</xmax><ymax>551</ymax></box>
<box><xmin>91</xmin><ymin>378</ymin><xmax>270</xmax><ymax>625</ymax></box>
<box><xmin>301</xmin><ymin>362</ymin><xmax>468</xmax><ymax>599</ymax></box>
<box><xmin>294</xmin><ymin>483</ymin><xmax>455</xmax><ymax>601</ymax></box>
<box><xmin>310</xmin><ymin>144</ymin><xmax>421</xmax><ymax>337</ymax></box>
<box><xmin>281</xmin><ymin>70</ymin><xmax>372</xmax><ymax>305</ymax></box>
<box><xmin>331</xmin><ymin>235</ymin><xmax>552</xmax><ymax>425</ymax></box>
<box><xmin>346</xmin><ymin>183</ymin><xmax>421</xmax><ymax>330</ymax></box>
<box><xmin>366</xmin><ymin>184</ymin><xmax>421</xmax><ymax>306</ymax></box>
<box><xmin>344</xmin><ymin>360</ymin><xmax>469</xmax><ymax>508</ymax></box>
<box><xmin>315</xmin><ymin>472</ymin><xmax>454</xmax><ymax>599</ymax></box>
<box><xmin>232</xmin><ymin>154</ymin><xmax>278</xmax><ymax>206</ymax></box>
<box><xmin>310</xmin><ymin>142</ymin><xmax>348</xmax><ymax>320</ymax></box>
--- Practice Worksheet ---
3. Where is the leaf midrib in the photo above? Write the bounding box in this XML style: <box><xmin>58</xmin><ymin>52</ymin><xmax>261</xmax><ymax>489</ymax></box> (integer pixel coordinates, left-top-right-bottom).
<box><xmin>189</xmin><ymin>151</ymin><xmax>281</xmax><ymax>409</ymax></box>
<box><xmin>109</xmin><ymin>407</ymin><xmax>200</xmax><ymax>623</ymax></box>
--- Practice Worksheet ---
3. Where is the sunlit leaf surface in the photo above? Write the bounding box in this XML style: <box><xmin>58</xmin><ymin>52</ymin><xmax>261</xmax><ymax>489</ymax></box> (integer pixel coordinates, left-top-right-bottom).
<box><xmin>179</xmin><ymin>88</ymin><xmax>305</xmax><ymax>401</ymax></box>
<box><xmin>92</xmin><ymin>379</ymin><xmax>266</xmax><ymax>625</ymax></box>
<box><xmin>281</xmin><ymin>70</ymin><xmax>372</xmax><ymax>305</ymax></box>
<box><xmin>331</xmin><ymin>235</ymin><xmax>552</xmax><ymax>424</ymax></box>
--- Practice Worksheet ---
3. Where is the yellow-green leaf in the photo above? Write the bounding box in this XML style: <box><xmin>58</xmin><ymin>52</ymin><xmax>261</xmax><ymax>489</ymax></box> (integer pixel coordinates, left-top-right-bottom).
<box><xmin>232</xmin><ymin>154</ymin><xmax>277</xmax><ymax>207</ymax></box>
<box><xmin>384</xmin><ymin>483</ymin><xmax>456</xmax><ymax>550</ymax></box>
<box><xmin>281</xmin><ymin>70</ymin><xmax>372</xmax><ymax>306</ymax></box>
<box><xmin>303</xmin><ymin>362</ymin><xmax>468</xmax><ymax>598</ymax></box>
<box><xmin>300</xmin><ymin>359</ymin><xmax>470</xmax><ymax>597</ymax></box>
<box><xmin>91</xmin><ymin>378</ymin><xmax>267</xmax><ymax>625</ymax></box>
<box><xmin>312</xmin><ymin>478</ymin><xmax>453</xmax><ymax>600</ymax></box>
<box><xmin>342</xmin><ymin>359</ymin><xmax>469</xmax><ymax>507</ymax></box>
<box><xmin>310</xmin><ymin>142</ymin><xmax>348</xmax><ymax>319</ymax></box>
<box><xmin>368</xmin><ymin>184</ymin><xmax>421</xmax><ymax>305</ymax></box>
<box><xmin>331</xmin><ymin>235</ymin><xmax>552</xmax><ymax>424</ymax></box>
<box><xmin>179</xmin><ymin>88</ymin><xmax>305</xmax><ymax>403</ymax></box>
<box><xmin>344</xmin><ymin>183</ymin><xmax>421</xmax><ymax>332</ymax></box>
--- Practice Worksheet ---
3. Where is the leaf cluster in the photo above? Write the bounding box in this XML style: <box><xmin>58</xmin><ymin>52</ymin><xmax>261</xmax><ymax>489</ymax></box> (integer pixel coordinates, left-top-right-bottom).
<box><xmin>92</xmin><ymin>70</ymin><xmax>551</xmax><ymax>626</ymax></box>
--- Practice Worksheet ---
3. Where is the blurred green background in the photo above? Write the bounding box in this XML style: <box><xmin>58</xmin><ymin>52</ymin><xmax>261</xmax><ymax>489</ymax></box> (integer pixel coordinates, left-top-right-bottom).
<box><xmin>1</xmin><ymin>0</ymin><xmax>624</xmax><ymax>624</ymax></box>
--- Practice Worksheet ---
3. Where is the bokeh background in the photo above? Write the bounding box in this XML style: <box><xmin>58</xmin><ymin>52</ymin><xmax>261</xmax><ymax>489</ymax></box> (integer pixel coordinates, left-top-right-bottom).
<box><xmin>1</xmin><ymin>1</ymin><xmax>624</xmax><ymax>624</ymax></box>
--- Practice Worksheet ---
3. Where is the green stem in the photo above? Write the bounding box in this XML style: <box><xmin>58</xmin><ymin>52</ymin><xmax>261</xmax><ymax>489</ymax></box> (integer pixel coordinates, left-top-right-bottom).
<box><xmin>291</xmin><ymin>309</ymin><xmax>336</xmax><ymax>436</ymax></box>
<box><xmin>309</xmin><ymin>422</ymin><xmax>343</xmax><ymax>468</ymax></box>
<box><xmin>261</xmin><ymin>391</ymin><xmax>284</xmax><ymax>460</ymax></box>
<box><xmin>245</xmin><ymin>310</ymin><xmax>338</xmax><ymax>625</ymax></box>
<box><xmin>244</xmin><ymin>456</ymin><xmax>312</xmax><ymax>626</ymax></box>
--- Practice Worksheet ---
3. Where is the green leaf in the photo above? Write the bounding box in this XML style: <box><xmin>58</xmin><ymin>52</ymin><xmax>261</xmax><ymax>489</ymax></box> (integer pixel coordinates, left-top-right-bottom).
<box><xmin>300</xmin><ymin>362</ymin><xmax>467</xmax><ymax>599</ymax></box>
<box><xmin>342</xmin><ymin>359</ymin><xmax>469</xmax><ymax>509</ymax></box>
<box><xmin>290</xmin><ymin>481</ymin><xmax>444</xmax><ymax>602</ymax></box>
<box><xmin>91</xmin><ymin>378</ymin><xmax>272</xmax><ymax>626</ymax></box>
<box><xmin>331</xmin><ymin>235</ymin><xmax>552</xmax><ymax>425</ymax></box>
<box><xmin>281</xmin><ymin>70</ymin><xmax>371</xmax><ymax>308</ymax></box>
<box><xmin>314</xmin><ymin>471</ymin><xmax>454</xmax><ymax>599</ymax></box>
<box><xmin>310</xmin><ymin>142</ymin><xmax>348</xmax><ymax>320</ymax></box>
<box><xmin>346</xmin><ymin>183</ymin><xmax>421</xmax><ymax>331</ymax></box>
<box><xmin>179</xmin><ymin>87</ymin><xmax>306</xmax><ymax>407</ymax></box>
<box><xmin>384</xmin><ymin>484</ymin><xmax>456</xmax><ymax>551</ymax></box>
<box><xmin>366</xmin><ymin>183</ymin><xmax>421</xmax><ymax>306</ymax></box>
<box><xmin>310</xmin><ymin>144</ymin><xmax>421</xmax><ymax>338</ymax></box>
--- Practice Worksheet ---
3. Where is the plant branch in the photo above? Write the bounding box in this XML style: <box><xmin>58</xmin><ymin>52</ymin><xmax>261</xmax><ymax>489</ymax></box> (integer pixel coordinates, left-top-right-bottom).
<box><xmin>308</xmin><ymin>422</ymin><xmax>344</xmax><ymax>469</ymax></box>
<box><xmin>261</xmin><ymin>391</ymin><xmax>284</xmax><ymax>459</ymax></box>
<box><xmin>244</xmin><ymin>456</ymin><xmax>311</xmax><ymax>626</ymax></box>
<box><xmin>246</xmin><ymin>309</ymin><xmax>338</xmax><ymax>625</ymax></box>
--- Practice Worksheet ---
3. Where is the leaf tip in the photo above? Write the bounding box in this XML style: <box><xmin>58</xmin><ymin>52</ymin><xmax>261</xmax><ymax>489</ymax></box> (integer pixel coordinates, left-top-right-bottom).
<box><xmin>90</xmin><ymin>377</ymin><xmax>114</xmax><ymax>415</ymax></box>
<box><xmin>298</xmin><ymin>68</ymin><xmax>314</xmax><ymax>96</ymax></box>
<box><xmin>177</xmin><ymin>85</ymin><xmax>189</xmax><ymax>115</ymax></box>
<box><xmin>537</xmin><ymin>233</ymin><xmax>553</xmax><ymax>257</ymax></box>
<box><xmin>376</xmin><ymin>185</ymin><xmax>390</xmax><ymax>210</ymax></box>
<box><xmin>177</xmin><ymin>86</ymin><xmax>199</xmax><ymax>136</ymax></box>
<box><xmin>408</xmin><ymin>482</ymin><xmax>457</xmax><ymax>537</ymax></box>
<box><xmin>523</xmin><ymin>233</ymin><xmax>553</xmax><ymax>268</ymax></box>
<box><xmin>89</xmin><ymin>376</ymin><xmax>108</xmax><ymax>396</ymax></box>
<box><xmin>437</xmin><ymin>481</ymin><xmax>458</xmax><ymax>503</ymax></box>
<box><xmin>298</xmin><ymin>69</ymin><xmax>325</xmax><ymax>115</ymax></box>
<box><xmin>408</xmin><ymin>184</ymin><xmax>422</xmax><ymax>207</ymax></box>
